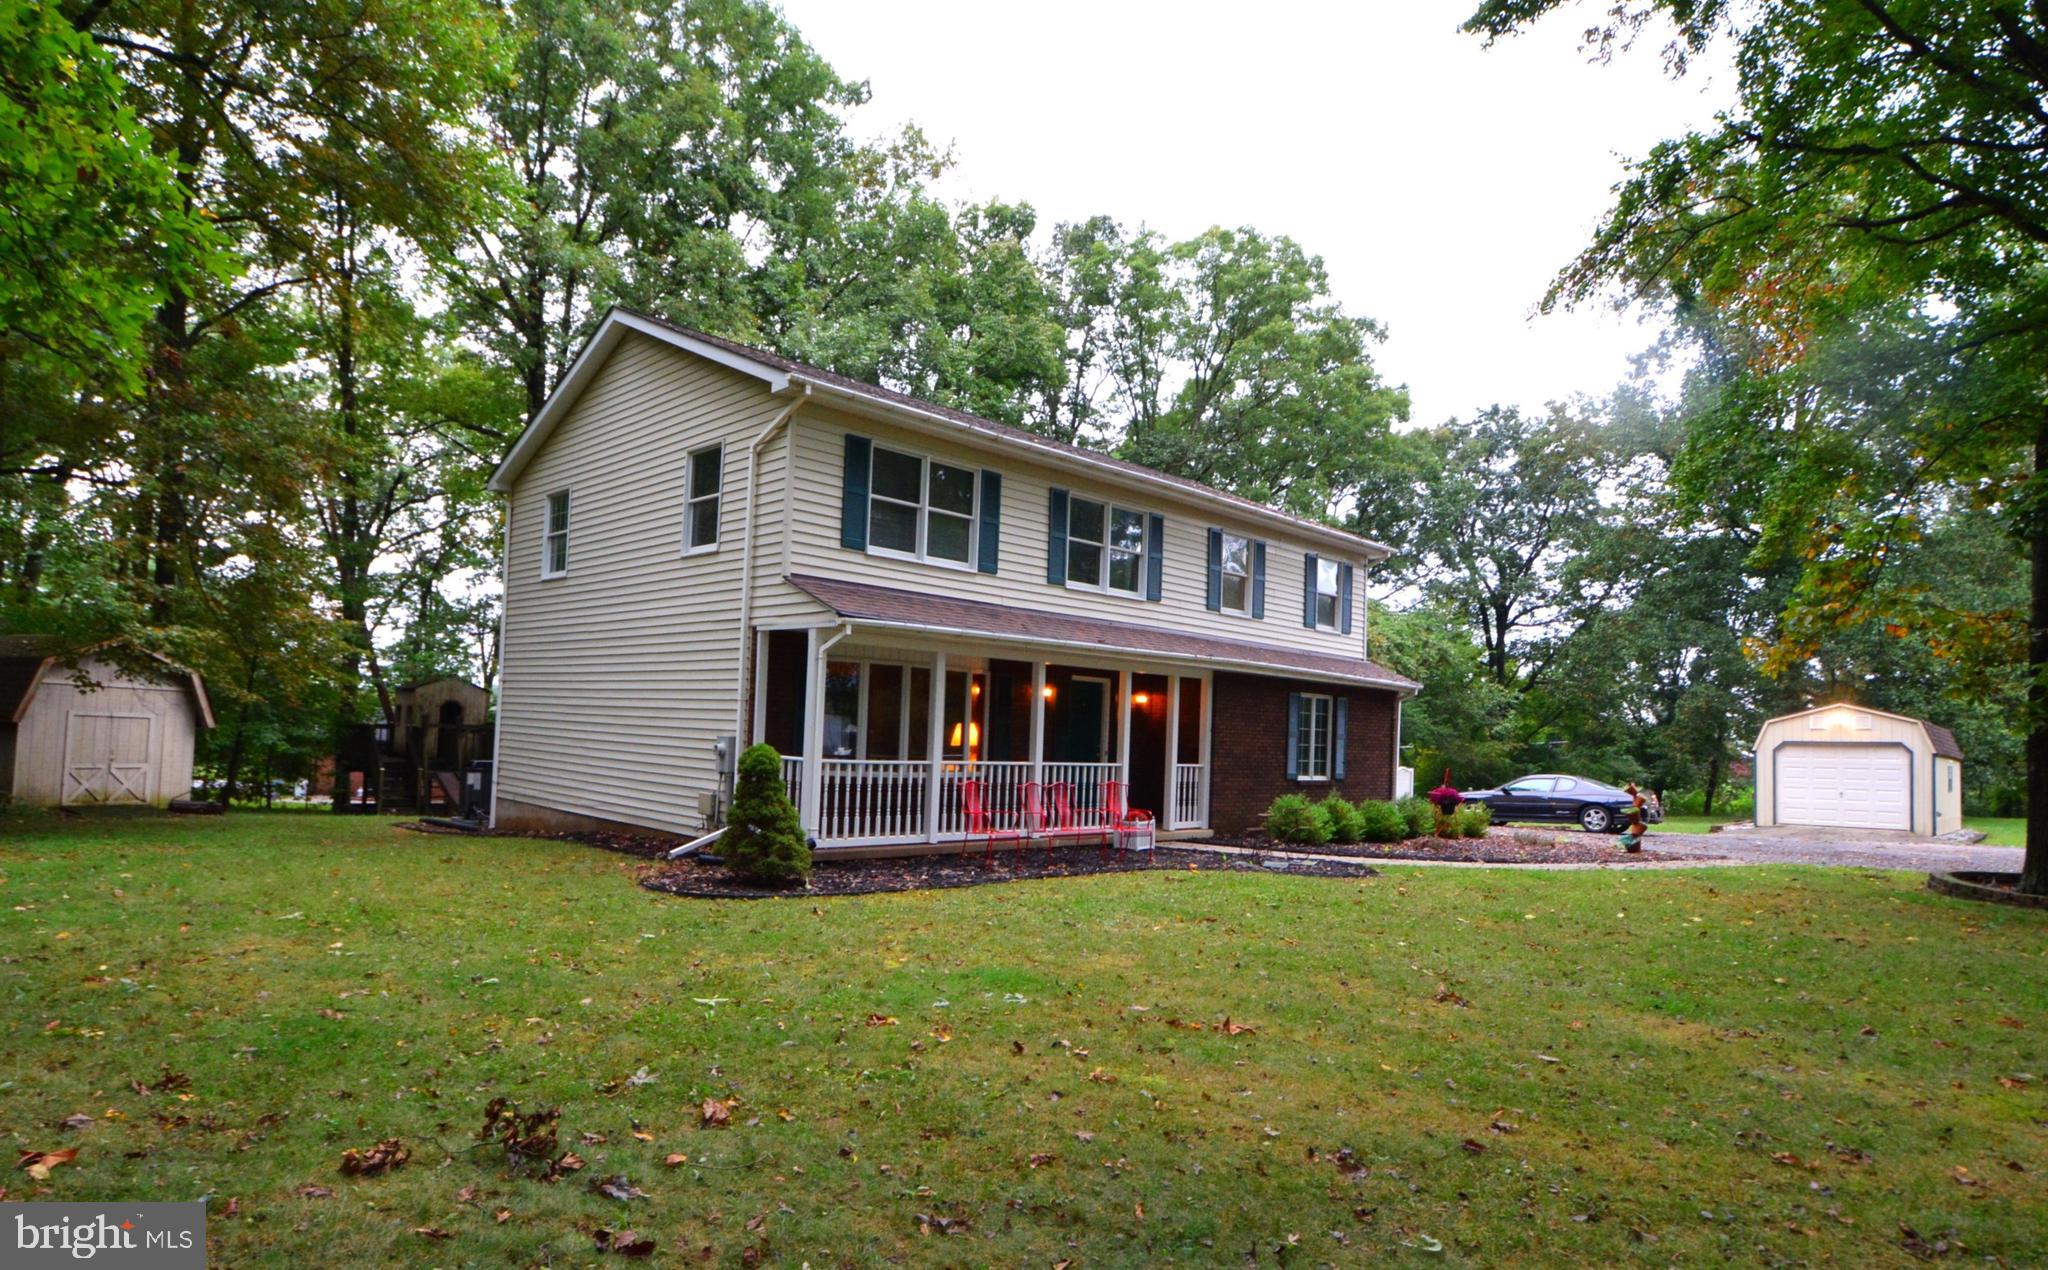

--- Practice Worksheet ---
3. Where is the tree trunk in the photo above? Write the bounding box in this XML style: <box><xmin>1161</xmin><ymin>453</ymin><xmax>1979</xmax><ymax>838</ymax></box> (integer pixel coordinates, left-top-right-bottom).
<box><xmin>1704</xmin><ymin>752</ymin><xmax>1723</xmax><ymax>818</ymax></box>
<box><xmin>2023</xmin><ymin>410</ymin><xmax>2048</xmax><ymax>894</ymax></box>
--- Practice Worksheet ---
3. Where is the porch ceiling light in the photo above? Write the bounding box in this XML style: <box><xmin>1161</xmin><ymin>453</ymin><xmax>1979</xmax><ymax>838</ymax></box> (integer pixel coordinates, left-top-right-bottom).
<box><xmin>1042</xmin><ymin>685</ymin><xmax>1055</xmax><ymax>700</ymax></box>
<box><xmin>1132</xmin><ymin>692</ymin><xmax>1151</xmax><ymax>706</ymax></box>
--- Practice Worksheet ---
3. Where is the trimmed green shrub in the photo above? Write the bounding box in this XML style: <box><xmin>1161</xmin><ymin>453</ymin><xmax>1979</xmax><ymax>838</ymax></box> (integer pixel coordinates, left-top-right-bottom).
<box><xmin>1455</xmin><ymin>802</ymin><xmax>1492</xmax><ymax>839</ymax></box>
<box><xmin>1357</xmin><ymin>800</ymin><xmax>1407</xmax><ymax>843</ymax></box>
<box><xmin>723</xmin><ymin>743</ymin><xmax>811</xmax><ymax>887</ymax></box>
<box><xmin>1395</xmin><ymin>796</ymin><xmax>1435</xmax><ymax>839</ymax></box>
<box><xmin>1265</xmin><ymin>793</ymin><xmax>1333</xmax><ymax>846</ymax></box>
<box><xmin>1319</xmin><ymin>796</ymin><xmax>1366</xmax><ymax>844</ymax></box>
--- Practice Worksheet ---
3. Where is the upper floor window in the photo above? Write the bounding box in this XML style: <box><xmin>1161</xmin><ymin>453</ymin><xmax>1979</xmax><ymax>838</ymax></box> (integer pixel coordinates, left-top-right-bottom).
<box><xmin>542</xmin><ymin>490</ymin><xmax>570</xmax><ymax>578</ymax></box>
<box><xmin>685</xmin><ymin>444</ymin><xmax>721</xmax><ymax>552</ymax></box>
<box><xmin>1067</xmin><ymin>498</ymin><xmax>1146</xmax><ymax>595</ymax></box>
<box><xmin>1219</xmin><ymin>532</ymin><xmax>1252</xmax><ymax>614</ymax></box>
<box><xmin>1314</xmin><ymin>557</ymin><xmax>1341</xmax><ymax>630</ymax></box>
<box><xmin>870</xmin><ymin>444</ymin><xmax>976</xmax><ymax>567</ymax></box>
<box><xmin>1296</xmin><ymin>693</ymin><xmax>1333</xmax><ymax>779</ymax></box>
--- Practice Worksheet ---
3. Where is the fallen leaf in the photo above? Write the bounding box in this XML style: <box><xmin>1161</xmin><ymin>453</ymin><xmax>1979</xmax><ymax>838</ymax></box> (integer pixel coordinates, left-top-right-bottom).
<box><xmin>1771</xmin><ymin>1152</ymin><xmax>1802</xmax><ymax>1167</ymax></box>
<box><xmin>597</xmin><ymin>1229</ymin><xmax>657</xmax><ymax>1257</ymax></box>
<box><xmin>17</xmin><ymin>1147</ymin><xmax>77</xmax><ymax>1179</ymax></box>
<box><xmin>553</xmin><ymin>1152</ymin><xmax>585</xmax><ymax>1174</ymax></box>
<box><xmin>294</xmin><ymin>1184</ymin><xmax>333</xmax><ymax>1200</ymax></box>
<box><xmin>1950</xmin><ymin>1165</ymin><xmax>1979</xmax><ymax>1187</ymax></box>
<box><xmin>631</xmin><ymin>1130</ymin><xmax>654</xmax><ymax>1142</ymax></box>
<box><xmin>865</xmin><ymin>1014</ymin><xmax>898</xmax><ymax>1027</ymax></box>
<box><xmin>1220</xmin><ymin>1018</ymin><xmax>1255</xmax><ymax>1036</ymax></box>
<box><xmin>59</xmin><ymin>1114</ymin><xmax>94</xmax><ymax>1132</ymax></box>
<box><xmin>455</xmin><ymin>1184</ymin><xmax>479</xmax><ymax>1205</ymax></box>
<box><xmin>663</xmin><ymin>1153</ymin><xmax>690</xmax><ymax>1167</ymax></box>
<box><xmin>701</xmin><ymin>1098</ymin><xmax>732</xmax><ymax>1128</ymax></box>
<box><xmin>1433</xmin><ymin>986</ymin><xmax>1471</xmax><ymax>1008</ymax></box>
<box><xmin>1028</xmin><ymin>1153</ymin><xmax>1055</xmax><ymax>1168</ymax></box>
<box><xmin>593</xmin><ymin>1174</ymin><xmax>650</xmax><ymax>1202</ymax></box>
<box><xmin>495</xmin><ymin>1208</ymin><xmax>512</xmax><ymax>1224</ymax></box>
<box><xmin>338</xmin><ymin>1138</ymin><xmax>408</xmax><ymax>1176</ymax></box>
<box><xmin>413</xmin><ymin>1227</ymin><xmax>451</xmax><ymax>1240</ymax></box>
<box><xmin>1460</xmin><ymin>1139</ymin><xmax>1488</xmax><ymax>1154</ymax></box>
<box><xmin>1995</xmin><ymin>1016</ymin><xmax>2025</xmax><ymax>1029</ymax></box>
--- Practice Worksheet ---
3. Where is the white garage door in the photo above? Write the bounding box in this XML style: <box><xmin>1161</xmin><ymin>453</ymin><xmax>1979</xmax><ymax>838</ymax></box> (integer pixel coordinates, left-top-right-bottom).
<box><xmin>1776</xmin><ymin>744</ymin><xmax>1909</xmax><ymax>831</ymax></box>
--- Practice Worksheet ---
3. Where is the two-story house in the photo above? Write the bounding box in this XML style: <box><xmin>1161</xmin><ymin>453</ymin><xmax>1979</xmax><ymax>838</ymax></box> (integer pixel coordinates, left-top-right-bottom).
<box><xmin>486</xmin><ymin>308</ymin><xmax>1420</xmax><ymax>851</ymax></box>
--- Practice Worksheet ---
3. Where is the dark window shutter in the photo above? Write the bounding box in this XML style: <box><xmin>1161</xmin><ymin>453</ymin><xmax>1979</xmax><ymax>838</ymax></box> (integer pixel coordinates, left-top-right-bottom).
<box><xmin>1205</xmin><ymin>529</ymin><xmax>1222</xmax><ymax>611</ymax></box>
<box><xmin>840</xmin><ymin>434</ymin><xmax>871</xmax><ymax>550</ymax></box>
<box><xmin>1046</xmin><ymin>487</ymin><xmax>1069</xmax><ymax>585</ymax></box>
<box><xmin>1251</xmin><ymin>541</ymin><xmax>1267</xmax><ymax>619</ymax></box>
<box><xmin>1333</xmin><ymin>697</ymin><xmax>1349</xmax><ymax>781</ymax></box>
<box><xmin>1146</xmin><ymin>513</ymin><xmax>1165</xmax><ymax>601</ymax></box>
<box><xmin>1285</xmin><ymin>692</ymin><xmax>1302</xmax><ymax>779</ymax></box>
<box><xmin>1339</xmin><ymin>563</ymin><xmax>1354</xmax><ymax>634</ymax></box>
<box><xmin>977</xmin><ymin>470</ymin><xmax>1002</xmax><ymax>575</ymax></box>
<box><xmin>1303</xmin><ymin>552</ymin><xmax>1320</xmax><ymax>628</ymax></box>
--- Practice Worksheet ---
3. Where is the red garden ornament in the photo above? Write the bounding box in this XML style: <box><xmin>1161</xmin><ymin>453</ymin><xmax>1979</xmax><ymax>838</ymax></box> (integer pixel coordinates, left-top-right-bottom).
<box><xmin>1427</xmin><ymin>769</ymin><xmax>1463</xmax><ymax>838</ymax></box>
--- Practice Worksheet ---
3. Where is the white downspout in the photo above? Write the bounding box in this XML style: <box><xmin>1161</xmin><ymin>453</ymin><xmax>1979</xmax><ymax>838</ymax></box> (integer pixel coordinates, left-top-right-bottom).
<box><xmin>733</xmin><ymin>388</ymin><xmax>811</xmax><ymax>743</ymax></box>
<box><xmin>487</xmin><ymin>502</ymin><xmax>511</xmax><ymax>828</ymax></box>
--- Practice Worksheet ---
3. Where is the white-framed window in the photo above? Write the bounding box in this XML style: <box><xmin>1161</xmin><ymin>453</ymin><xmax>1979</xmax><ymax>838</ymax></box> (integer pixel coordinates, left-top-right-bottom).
<box><xmin>542</xmin><ymin>490</ymin><xmax>570</xmax><ymax>578</ymax></box>
<box><xmin>1297</xmin><ymin>693</ymin><xmax>1334</xmax><ymax>780</ymax></box>
<box><xmin>1314</xmin><ymin>557</ymin><xmax>1341</xmax><ymax>631</ymax></box>
<box><xmin>1067</xmin><ymin>498</ymin><xmax>1146</xmax><ymax>596</ymax></box>
<box><xmin>869</xmin><ymin>445</ymin><xmax>976</xmax><ymax>568</ymax></box>
<box><xmin>684</xmin><ymin>444</ymin><xmax>721</xmax><ymax>553</ymax></box>
<box><xmin>1219</xmin><ymin>531</ymin><xmax>1252</xmax><ymax>614</ymax></box>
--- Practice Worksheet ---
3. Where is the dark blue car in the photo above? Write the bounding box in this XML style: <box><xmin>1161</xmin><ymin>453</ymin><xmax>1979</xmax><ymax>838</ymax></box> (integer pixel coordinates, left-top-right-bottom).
<box><xmin>1461</xmin><ymin>774</ymin><xmax>1663</xmax><ymax>834</ymax></box>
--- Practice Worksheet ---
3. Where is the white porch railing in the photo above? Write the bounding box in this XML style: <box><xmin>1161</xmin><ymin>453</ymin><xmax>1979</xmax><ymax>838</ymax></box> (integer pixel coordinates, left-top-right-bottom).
<box><xmin>1041</xmin><ymin>761</ymin><xmax>1124</xmax><ymax>828</ymax></box>
<box><xmin>781</xmin><ymin>757</ymin><xmax>803</xmax><ymax>816</ymax></box>
<box><xmin>1172</xmin><ymin>762</ymin><xmax>1208</xmax><ymax>829</ymax></box>
<box><xmin>937</xmin><ymin>761</ymin><xmax>1033</xmax><ymax>837</ymax></box>
<box><xmin>815</xmin><ymin>759</ymin><xmax>930</xmax><ymax>843</ymax></box>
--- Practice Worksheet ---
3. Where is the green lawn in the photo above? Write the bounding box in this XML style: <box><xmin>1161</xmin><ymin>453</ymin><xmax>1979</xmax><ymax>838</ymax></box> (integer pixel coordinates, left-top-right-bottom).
<box><xmin>2</xmin><ymin>812</ymin><xmax>2043</xmax><ymax>1266</ymax></box>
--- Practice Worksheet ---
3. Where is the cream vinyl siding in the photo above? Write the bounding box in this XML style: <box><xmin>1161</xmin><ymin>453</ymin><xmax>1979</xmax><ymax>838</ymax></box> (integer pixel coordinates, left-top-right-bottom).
<box><xmin>782</xmin><ymin>407</ymin><xmax>1372</xmax><ymax>659</ymax></box>
<box><xmin>498</xmin><ymin>333</ymin><xmax>794</xmax><ymax>835</ymax></box>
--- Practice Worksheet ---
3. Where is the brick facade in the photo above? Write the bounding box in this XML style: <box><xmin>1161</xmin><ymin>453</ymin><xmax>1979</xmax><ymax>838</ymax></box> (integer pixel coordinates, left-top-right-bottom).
<box><xmin>1207</xmin><ymin>671</ymin><xmax>1401</xmax><ymax>835</ymax></box>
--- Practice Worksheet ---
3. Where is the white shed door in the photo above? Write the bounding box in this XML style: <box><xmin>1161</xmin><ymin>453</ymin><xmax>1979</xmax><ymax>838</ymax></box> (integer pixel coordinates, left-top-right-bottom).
<box><xmin>63</xmin><ymin>712</ymin><xmax>155</xmax><ymax>806</ymax></box>
<box><xmin>1776</xmin><ymin>743</ymin><xmax>1909</xmax><ymax>831</ymax></box>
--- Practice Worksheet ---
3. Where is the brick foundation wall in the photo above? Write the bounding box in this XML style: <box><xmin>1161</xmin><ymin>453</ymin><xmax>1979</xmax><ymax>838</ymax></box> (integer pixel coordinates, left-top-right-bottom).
<box><xmin>1207</xmin><ymin>671</ymin><xmax>1400</xmax><ymax>835</ymax></box>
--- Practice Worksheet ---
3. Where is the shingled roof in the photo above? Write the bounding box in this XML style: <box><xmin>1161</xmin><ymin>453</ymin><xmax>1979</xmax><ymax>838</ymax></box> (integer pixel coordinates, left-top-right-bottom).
<box><xmin>786</xmin><ymin>574</ymin><xmax>1420</xmax><ymax>693</ymax></box>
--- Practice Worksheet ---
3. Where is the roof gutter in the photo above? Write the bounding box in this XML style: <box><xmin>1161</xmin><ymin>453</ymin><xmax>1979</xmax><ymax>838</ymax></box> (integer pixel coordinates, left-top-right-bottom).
<box><xmin>785</xmin><ymin>375</ymin><xmax>1394</xmax><ymax>561</ymax></box>
<box><xmin>827</xmin><ymin>614</ymin><xmax>1420</xmax><ymax>695</ymax></box>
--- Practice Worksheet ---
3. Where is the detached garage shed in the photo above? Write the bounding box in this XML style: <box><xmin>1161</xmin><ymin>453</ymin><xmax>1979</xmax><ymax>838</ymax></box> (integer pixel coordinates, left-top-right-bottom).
<box><xmin>0</xmin><ymin>637</ymin><xmax>215</xmax><ymax>808</ymax></box>
<box><xmin>1754</xmin><ymin>704</ymin><xmax>1963</xmax><ymax>837</ymax></box>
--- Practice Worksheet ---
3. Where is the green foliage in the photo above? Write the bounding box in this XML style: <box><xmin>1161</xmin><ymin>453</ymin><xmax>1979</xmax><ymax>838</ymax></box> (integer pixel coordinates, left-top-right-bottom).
<box><xmin>1662</xmin><ymin>788</ymin><xmax>1756</xmax><ymax>820</ymax></box>
<box><xmin>1318</xmin><ymin>796</ymin><xmax>1365</xmax><ymax>844</ymax></box>
<box><xmin>1455</xmin><ymin>803</ymin><xmax>1493</xmax><ymax>839</ymax></box>
<box><xmin>1357</xmin><ymin>800</ymin><xmax>1408</xmax><ymax>844</ymax></box>
<box><xmin>722</xmin><ymin>744</ymin><xmax>810</xmax><ymax>887</ymax></box>
<box><xmin>1264</xmin><ymin>794</ymin><xmax>1333</xmax><ymax>846</ymax></box>
<box><xmin>1396</xmin><ymin>796</ymin><xmax>1436</xmax><ymax>839</ymax></box>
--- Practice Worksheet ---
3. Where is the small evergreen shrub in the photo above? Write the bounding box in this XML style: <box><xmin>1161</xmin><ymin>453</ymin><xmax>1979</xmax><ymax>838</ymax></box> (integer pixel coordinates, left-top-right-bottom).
<box><xmin>1265</xmin><ymin>793</ymin><xmax>1333</xmax><ymax>846</ymax></box>
<box><xmin>1358</xmin><ymin>800</ymin><xmax>1407</xmax><ymax>843</ymax></box>
<box><xmin>1319</xmin><ymin>796</ymin><xmax>1366</xmax><ymax>844</ymax></box>
<box><xmin>1396</xmin><ymin>796</ymin><xmax>1435</xmax><ymax>839</ymax></box>
<box><xmin>1455</xmin><ymin>803</ymin><xmax>1492</xmax><ymax>839</ymax></box>
<box><xmin>722</xmin><ymin>743</ymin><xmax>811</xmax><ymax>887</ymax></box>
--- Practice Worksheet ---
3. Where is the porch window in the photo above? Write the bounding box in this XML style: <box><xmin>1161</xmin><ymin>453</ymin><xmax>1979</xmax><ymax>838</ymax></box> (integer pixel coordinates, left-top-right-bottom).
<box><xmin>824</xmin><ymin>661</ymin><xmax>861</xmax><ymax>758</ymax></box>
<box><xmin>1219</xmin><ymin>532</ymin><xmax>1251</xmax><ymax>614</ymax></box>
<box><xmin>1296</xmin><ymin>693</ymin><xmax>1333</xmax><ymax>780</ymax></box>
<box><xmin>1067</xmin><ymin>498</ymin><xmax>1146</xmax><ymax>596</ymax></box>
<box><xmin>817</xmin><ymin>659</ymin><xmax>935</xmax><ymax>761</ymax></box>
<box><xmin>684</xmin><ymin>444</ymin><xmax>721</xmax><ymax>552</ymax></box>
<box><xmin>870</xmin><ymin>445</ymin><xmax>976</xmax><ymax>567</ymax></box>
<box><xmin>542</xmin><ymin>490</ymin><xmax>570</xmax><ymax>578</ymax></box>
<box><xmin>1314</xmin><ymin>558</ymin><xmax>1341</xmax><ymax>631</ymax></box>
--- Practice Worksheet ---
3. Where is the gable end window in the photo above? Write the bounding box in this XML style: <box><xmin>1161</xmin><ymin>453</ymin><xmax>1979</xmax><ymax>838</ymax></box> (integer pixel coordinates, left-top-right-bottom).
<box><xmin>869</xmin><ymin>444</ymin><xmax>977</xmax><ymax>568</ymax></box>
<box><xmin>685</xmin><ymin>444</ymin><xmax>722</xmax><ymax>553</ymax></box>
<box><xmin>542</xmin><ymin>490</ymin><xmax>570</xmax><ymax>578</ymax></box>
<box><xmin>1066</xmin><ymin>497</ymin><xmax>1148</xmax><ymax>597</ymax></box>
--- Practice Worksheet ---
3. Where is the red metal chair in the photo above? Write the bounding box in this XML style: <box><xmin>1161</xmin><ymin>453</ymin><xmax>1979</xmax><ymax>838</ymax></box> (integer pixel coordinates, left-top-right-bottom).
<box><xmin>960</xmin><ymin>778</ymin><xmax>1023</xmax><ymax>868</ymax></box>
<box><xmin>1041</xmin><ymin>781</ymin><xmax>1094</xmax><ymax>854</ymax></box>
<box><xmin>1102</xmin><ymin>781</ymin><xmax>1155</xmax><ymax>855</ymax></box>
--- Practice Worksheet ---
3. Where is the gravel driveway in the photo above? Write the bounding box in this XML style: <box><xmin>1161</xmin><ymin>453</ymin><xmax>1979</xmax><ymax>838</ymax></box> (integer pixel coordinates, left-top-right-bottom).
<box><xmin>1618</xmin><ymin>825</ymin><xmax>2023</xmax><ymax>874</ymax></box>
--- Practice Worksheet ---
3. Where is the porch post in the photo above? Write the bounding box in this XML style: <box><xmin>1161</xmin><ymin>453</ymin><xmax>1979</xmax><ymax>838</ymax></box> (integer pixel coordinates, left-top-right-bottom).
<box><xmin>749</xmin><ymin>628</ymin><xmax>768</xmax><ymax>746</ymax></box>
<box><xmin>1199</xmin><ymin>671</ymin><xmax>1213</xmax><ymax>826</ymax></box>
<box><xmin>1165</xmin><ymin>675</ymin><xmax>1181</xmax><ymax>829</ymax></box>
<box><xmin>799</xmin><ymin>628</ymin><xmax>826</xmax><ymax>836</ymax></box>
<box><xmin>1116</xmin><ymin>667</ymin><xmax>1132</xmax><ymax>786</ymax></box>
<box><xmin>1029</xmin><ymin>660</ymin><xmax>1047</xmax><ymax>791</ymax></box>
<box><xmin>924</xmin><ymin>651</ymin><xmax>947</xmax><ymax>843</ymax></box>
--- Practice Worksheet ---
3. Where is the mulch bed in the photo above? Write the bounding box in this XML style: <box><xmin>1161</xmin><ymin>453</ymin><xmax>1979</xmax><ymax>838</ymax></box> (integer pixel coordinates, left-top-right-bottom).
<box><xmin>639</xmin><ymin>845</ymin><xmax>1378</xmax><ymax>899</ymax></box>
<box><xmin>1196</xmin><ymin>826</ymin><xmax>1711</xmax><ymax>865</ymax></box>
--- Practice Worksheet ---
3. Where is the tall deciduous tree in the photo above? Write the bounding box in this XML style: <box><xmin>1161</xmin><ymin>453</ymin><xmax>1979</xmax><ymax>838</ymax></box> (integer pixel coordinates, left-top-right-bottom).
<box><xmin>1468</xmin><ymin>0</ymin><xmax>2048</xmax><ymax>888</ymax></box>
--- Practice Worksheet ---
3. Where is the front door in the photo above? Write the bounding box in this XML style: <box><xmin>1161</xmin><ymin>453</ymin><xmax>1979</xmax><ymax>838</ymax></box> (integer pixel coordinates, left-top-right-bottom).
<box><xmin>1050</xmin><ymin>677</ymin><xmax>1109</xmax><ymax>762</ymax></box>
<box><xmin>63</xmin><ymin>712</ymin><xmax>154</xmax><ymax>806</ymax></box>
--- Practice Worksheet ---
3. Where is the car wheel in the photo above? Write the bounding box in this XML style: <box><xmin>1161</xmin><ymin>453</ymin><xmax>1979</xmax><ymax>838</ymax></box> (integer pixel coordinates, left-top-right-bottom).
<box><xmin>1578</xmin><ymin>805</ymin><xmax>1612</xmax><ymax>833</ymax></box>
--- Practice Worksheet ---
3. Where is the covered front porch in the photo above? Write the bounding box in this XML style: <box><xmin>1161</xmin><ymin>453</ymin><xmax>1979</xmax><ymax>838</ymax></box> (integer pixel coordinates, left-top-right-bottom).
<box><xmin>753</xmin><ymin>627</ymin><xmax>1210</xmax><ymax>850</ymax></box>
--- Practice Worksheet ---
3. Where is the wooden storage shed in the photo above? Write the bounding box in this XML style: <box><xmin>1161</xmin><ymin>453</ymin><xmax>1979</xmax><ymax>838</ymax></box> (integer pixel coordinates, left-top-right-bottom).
<box><xmin>0</xmin><ymin>637</ymin><xmax>215</xmax><ymax>808</ymax></box>
<box><xmin>1753</xmin><ymin>704</ymin><xmax>1963</xmax><ymax>837</ymax></box>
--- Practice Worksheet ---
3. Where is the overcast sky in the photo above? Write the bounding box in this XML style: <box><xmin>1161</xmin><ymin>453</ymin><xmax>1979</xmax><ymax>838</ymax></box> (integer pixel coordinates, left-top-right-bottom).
<box><xmin>776</xmin><ymin>0</ymin><xmax>1732</xmax><ymax>426</ymax></box>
